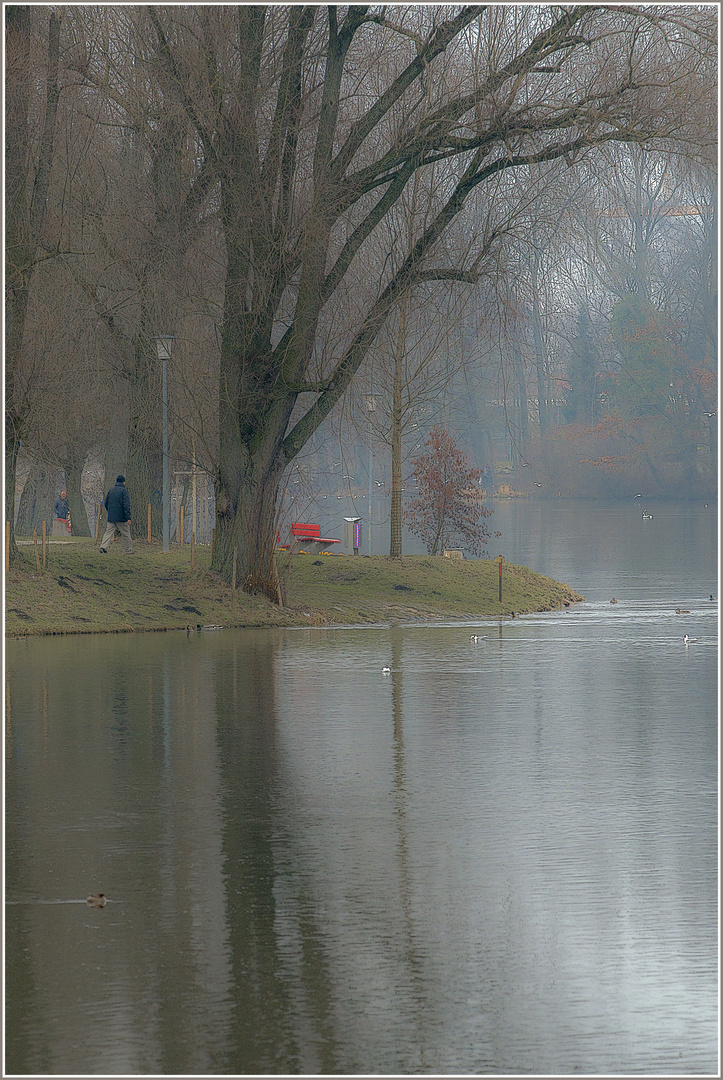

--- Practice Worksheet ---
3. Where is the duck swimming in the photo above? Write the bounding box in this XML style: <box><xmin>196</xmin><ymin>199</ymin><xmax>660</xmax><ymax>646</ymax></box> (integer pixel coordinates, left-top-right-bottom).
<box><xmin>675</xmin><ymin>608</ymin><xmax>690</xmax><ymax>614</ymax></box>
<box><xmin>610</xmin><ymin>598</ymin><xmax>618</xmax><ymax>604</ymax></box>
<box><xmin>86</xmin><ymin>893</ymin><xmax>106</xmax><ymax>907</ymax></box>
<box><xmin>382</xmin><ymin>666</ymin><xmax>391</xmax><ymax>674</ymax></box>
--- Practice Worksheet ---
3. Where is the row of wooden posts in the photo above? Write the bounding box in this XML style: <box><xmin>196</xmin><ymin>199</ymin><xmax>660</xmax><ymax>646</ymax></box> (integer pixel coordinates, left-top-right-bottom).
<box><xmin>4</xmin><ymin>504</ymin><xmax>213</xmax><ymax>577</ymax></box>
<box><xmin>5</xmin><ymin>516</ymin><xmax>282</xmax><ymax>606</ymax></box>
<box><xmin>5</xmin><ymin>519</ymin><xmax>50</xmax><ymax>575</ymax></box>
<box><xmin>91</xmin><ymin>502</ymin><xmax>212</xmax><ymax>549</ymax></box>
<box><xmin>89</xmin><ymin>498</ymin><xmax>209</xmax><ymax>544</ymax></box>
<box><xmin>3</xmin><ymin>519</ymin><xmax>54</xmax><ymax>576</ymax></box>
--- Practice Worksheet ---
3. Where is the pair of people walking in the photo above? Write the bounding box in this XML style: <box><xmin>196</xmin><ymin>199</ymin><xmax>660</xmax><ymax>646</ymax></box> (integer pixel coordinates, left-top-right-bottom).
<box><xmin>100</xmin><ymin>476</ymin><xmax>133</xmax><ymax>554</ymax></box>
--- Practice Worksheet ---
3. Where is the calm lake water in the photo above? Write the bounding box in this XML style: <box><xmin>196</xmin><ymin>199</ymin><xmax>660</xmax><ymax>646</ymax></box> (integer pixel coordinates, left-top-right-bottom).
<box><xmin>5</xmin><ymin>499</ymin><xmax>718</xmax><ymax>1076</ymax></box>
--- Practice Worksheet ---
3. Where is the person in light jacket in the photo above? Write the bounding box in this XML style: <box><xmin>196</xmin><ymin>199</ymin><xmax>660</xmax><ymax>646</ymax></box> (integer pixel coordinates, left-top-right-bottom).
<box><xmin>54</xmin><ymin>490</ymin><xmax>71</xmax><ymax>533</ymax></box>
<box><xmin>99</xmin><ymin>476</ymin><xmax>133</xmax><ymax>554</ymax></box>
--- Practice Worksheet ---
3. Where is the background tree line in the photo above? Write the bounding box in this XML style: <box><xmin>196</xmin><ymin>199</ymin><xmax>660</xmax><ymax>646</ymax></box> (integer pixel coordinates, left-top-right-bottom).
<box><xmin>6</xmin><ymin>4</ymin><xmax>717</xmax><ymax>590</ymax></box>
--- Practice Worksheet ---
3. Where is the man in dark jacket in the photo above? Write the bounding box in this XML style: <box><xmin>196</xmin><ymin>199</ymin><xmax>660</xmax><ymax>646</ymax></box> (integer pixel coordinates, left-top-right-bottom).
<box><xmin>99</xmin><ymin>476</ymin><xmax>134</xmax><ymax>554</ymax></box>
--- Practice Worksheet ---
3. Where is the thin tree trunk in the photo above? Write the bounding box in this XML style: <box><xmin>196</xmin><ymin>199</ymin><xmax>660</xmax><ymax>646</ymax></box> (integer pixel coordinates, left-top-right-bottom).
<box><xmin>64</xmin><ymin>454</ymin><xmax>91</xmax><ymax>536</ymax></box>
<box><xmin>15</xmin><ymin>458</ymin><xmax>61</xmax><ymax>536</ymax></box>
<box><xmin>512</xmin><ymin>337</ymin><xmax>529</xmax><ymax>462</ymax></box>
<box><xmin>103</xmin><ymin>409</ymin><xmax>129</xmax><ymax>500</ymax></box>
<box><xmin>531</xmin><ymin>254</ymin><xmax>549</xmax><ymax>441</ymax></box>
<box><xmin>430</xmin><ymin>516</ymin><xmax>445</xmax><ymax>556</ymax></box>
<box><xmin>5</xmin><ymin>428</ymin><xmax>23</xmax><ymax>561</ymax></box>
<box><xmin>125</xmin><ymin>334</ymin><xmax>163</xmax><ymax>539</ymax></box>
<box><xmin>390</xmin><ymin>297</ymin><xmax>408</xmax><ymax>559</ymax></box>
<box><xmin>5</xmin><ymin>8</ymin><xmax>60</xmax><ymax>565</ymax></box>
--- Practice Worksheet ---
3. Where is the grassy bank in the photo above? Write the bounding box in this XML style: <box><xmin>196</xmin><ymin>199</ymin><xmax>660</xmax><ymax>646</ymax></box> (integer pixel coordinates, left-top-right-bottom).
<box><xmin>5</xmin><ymin>537</ymin><xmax>584</xmax><ymax>637</ymax></box>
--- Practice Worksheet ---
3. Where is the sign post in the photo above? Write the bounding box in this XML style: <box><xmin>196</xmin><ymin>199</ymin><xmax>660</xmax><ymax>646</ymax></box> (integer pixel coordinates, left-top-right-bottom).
<box><xmin>495</xmin><ymin>554</ymin><xmax>505</xmax><ymax>603</ymax></box>
<box><xmin>343</xmin><ymin>516</ymin><xmax>362</xmax><ymax>555</ymax></box>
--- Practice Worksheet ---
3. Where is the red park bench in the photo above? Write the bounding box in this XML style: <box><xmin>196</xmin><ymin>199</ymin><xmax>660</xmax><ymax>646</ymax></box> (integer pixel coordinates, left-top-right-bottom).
<box><xmin>288</xmin><ymin>522</ymin><xmax>341</xmax><ymax>554</ymax></box>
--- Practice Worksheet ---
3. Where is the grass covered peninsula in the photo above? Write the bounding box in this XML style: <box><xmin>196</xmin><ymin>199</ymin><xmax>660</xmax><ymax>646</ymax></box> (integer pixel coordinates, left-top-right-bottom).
<box><xmin>5</xmin><ymin>537</ymin><xmax>584</xmax><ymax>637</ymax></box>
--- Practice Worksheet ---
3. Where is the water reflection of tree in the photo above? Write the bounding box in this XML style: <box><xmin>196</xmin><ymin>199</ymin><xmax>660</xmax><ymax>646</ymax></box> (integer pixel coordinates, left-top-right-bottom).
<box><xmin>389</xmin><ymin>628</ymin><xmax>432</xmax><ymax>1067</ymax></box>
<box><xmin>212</xmin><ymin>631</ymin><xmax>336</xmax><ymax>1072</ymax></box>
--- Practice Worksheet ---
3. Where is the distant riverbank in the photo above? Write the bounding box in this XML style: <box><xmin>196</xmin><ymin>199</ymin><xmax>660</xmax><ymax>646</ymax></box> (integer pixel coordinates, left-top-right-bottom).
<box><xmin>5</xmin><ymin>538</ymin><xmax>584</xmax><ymax>637</ymax></box>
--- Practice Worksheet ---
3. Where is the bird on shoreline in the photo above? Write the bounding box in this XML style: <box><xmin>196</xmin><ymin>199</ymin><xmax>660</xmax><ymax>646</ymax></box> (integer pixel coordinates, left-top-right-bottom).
<box><xmin>86</xmin><ymin>893</ymin><xmax>106</xmax><ymax>907</ymax></box>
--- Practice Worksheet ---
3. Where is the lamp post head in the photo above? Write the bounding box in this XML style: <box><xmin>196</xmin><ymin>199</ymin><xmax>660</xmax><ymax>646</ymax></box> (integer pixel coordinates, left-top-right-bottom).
<box><xmin>155</xmin><ymin>335</ymin><xmax>175</xmax><ymax>360</ymax></box>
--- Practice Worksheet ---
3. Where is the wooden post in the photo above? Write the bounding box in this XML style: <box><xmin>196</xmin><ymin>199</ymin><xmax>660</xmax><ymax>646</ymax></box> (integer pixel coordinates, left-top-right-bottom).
<box><xmin>95</xmin><ymin>504</ymin><xmax>102</xmax><ymax>542</ymax></box>
<box><xmin>42</xmin><ymin>520</ymin><xmax>47</xmax><ymax>567</ymax></box>
<box><xmin>179</xmin><ymin>504</ymin><xmax>184</xmax><ymax>546</ymax></box>
<box><xmin>191</xmin><ymin>440</ymin><xmax>197</xmax><ymax>551</ymax></box>
<box><xmin>5</xmin><ymin>521</ymin><xmax>10</xmax><ymax>575</ymax></box>
<box><xmin>231</xmin><ymin>546</ymin><xmax>237</xmax><ymax>590</ymax></box>
<box><xmin>147</xmin><ymin>503</ymin><xmax>152</xmax><ymax>543</ymax></box>
<box><xmin>33</xmin><ymin>529</ymin><xmax>41</xmax><ymax>573</ymax></box>
<box><xmin>272</xmin><ymin>550</ymin><xmax>283</xmax><ymax>608</ymax></box>
<box><xmin>210</xmin><ymin>527</ymin><xmax>215</xmax><ymax>560</ymax></box>
<box><xmin>496</xmin><ymin>554</ymin><xmax>504</xmax><ymax>603</ymax></box>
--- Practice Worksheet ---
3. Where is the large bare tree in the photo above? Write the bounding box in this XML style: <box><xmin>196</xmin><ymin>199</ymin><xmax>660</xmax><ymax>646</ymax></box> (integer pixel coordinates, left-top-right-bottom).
<box><xmin>60</xmin><ymin>5</ymin><xmax>221</xmax><ymax>536</ymax></box>
<box><xmin>6</xmin><ymin>5</ymin><xmax>715</xmax><ymax>583</ymax></box>
<box><xmin>141</xmin><ymin>3</ymin><xmax>714</xmax><ymax>597</ymax></box>
<box><xmin>5</xmin><ymin>6</ymin><xmax>60</xmax><ymax>562</ymax></box>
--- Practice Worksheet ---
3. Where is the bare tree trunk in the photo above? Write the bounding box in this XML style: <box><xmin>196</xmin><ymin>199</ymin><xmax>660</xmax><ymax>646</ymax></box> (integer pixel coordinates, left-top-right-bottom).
<box><xmin>5</xmin><ymin>7</ymin><xmax>60</xmax><ymax>564</ymax></box>
<box><xmin>15</xmin><ymin>457</ymin><xmax>62</xmax><ymax>536</ymax></box>
<box><xmin>511</xmin><ymin>338</ymin><xmax>529</xmax><ymax>463</ymax></box>
<box><xmin>212</xmin><ymin>452</ymin><xmax>286</xmax><ymax>598</ymax></box>
<box><xmin>102</xmin><ymin>409</ymin><xmax>129</xmax><ymax>501</ymax></box>
<box><xmin>389</xmin><ymin>297</ymin><xmax>408</xmax><ymax>559</ymax></box>
<box><xmin>64</xmin><ymin>453</ymin><xmax>91</xmax><ymax>536</ymax></box>
<box><xmin>530</xmin><ymin>254</ymin><xmax>549</xmax><ymax>444</ymax></box>
<box><xmin>125</xmin><ymin>334</ymin><xmax>164</xmax><ymax>538</ymax></box>
<box><xmin>5</xmin><ymin>427</ymin><xmax>23</xmax><ymax>557</ymax></box>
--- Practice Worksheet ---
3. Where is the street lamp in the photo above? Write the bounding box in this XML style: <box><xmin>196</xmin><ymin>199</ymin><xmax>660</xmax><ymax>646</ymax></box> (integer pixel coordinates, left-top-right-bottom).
<box><xmin>366</xmin><ymin>393</ymin><xmax>376</xmax><ymax>555</ymax></box>
<box><xmin>155</xmin><ymin>335</ymin><xmax>175</xmax><ymax>552</ymax></box>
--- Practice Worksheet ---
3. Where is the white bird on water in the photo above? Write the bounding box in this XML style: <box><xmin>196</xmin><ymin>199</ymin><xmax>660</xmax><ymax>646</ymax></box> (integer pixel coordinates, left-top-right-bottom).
<box><xmin>382</xmin><ymin>666</ymin><xmax>391</xmax><ymax>674</ymax></box>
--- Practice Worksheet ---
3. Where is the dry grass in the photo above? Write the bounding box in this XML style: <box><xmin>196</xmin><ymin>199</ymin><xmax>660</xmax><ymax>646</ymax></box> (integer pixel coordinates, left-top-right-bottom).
<box><xmin>5</xmin><ymin>537</ymin><xmax>584</xmax><ymax>637</ymax></box>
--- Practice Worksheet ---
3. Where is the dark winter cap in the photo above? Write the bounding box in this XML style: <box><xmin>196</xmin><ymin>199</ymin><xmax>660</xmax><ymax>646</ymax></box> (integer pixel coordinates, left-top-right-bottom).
<box><xmin>116</xmin><ymin>475</ymin><xmax>126</xmax><ymax>484</ymax></box>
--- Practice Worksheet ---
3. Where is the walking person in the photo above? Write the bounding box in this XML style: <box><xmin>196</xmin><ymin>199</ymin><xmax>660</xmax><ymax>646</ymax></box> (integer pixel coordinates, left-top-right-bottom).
<box><xmin>99</xmin><ymin>476</ymin><xmax>134</xmax><ymax>554</ymax></box>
